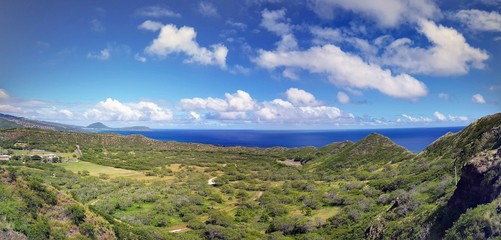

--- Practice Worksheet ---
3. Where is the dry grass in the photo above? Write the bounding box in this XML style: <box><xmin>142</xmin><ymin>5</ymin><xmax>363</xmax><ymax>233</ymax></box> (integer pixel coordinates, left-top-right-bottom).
<box><xmin>60</xmin><ymin>161</ymin><xmax>161</xmax><ymax>181</ymax></box>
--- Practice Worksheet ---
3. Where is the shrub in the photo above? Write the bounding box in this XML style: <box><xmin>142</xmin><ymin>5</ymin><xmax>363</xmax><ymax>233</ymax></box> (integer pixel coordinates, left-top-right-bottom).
<box><xmin>66</xmin><ymin>205</ymin><xmax>86</xmax><ymax>225</ymax></box>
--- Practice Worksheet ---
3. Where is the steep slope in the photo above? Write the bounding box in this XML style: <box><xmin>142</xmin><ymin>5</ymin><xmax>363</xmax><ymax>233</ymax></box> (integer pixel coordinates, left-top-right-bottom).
<box><xmin>0</xmin><ymin>166</ymin><xmax>115</xmax><ymax>239</ymax></box>
<box><xmin>422</xmin><ymin>112</ymin><xmax>501</xmax><ymax>166</ymax></box>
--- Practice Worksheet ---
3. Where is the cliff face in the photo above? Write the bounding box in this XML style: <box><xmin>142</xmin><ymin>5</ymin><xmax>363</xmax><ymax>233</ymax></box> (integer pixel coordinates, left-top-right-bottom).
<box><xmin>447</xmin><ymin>149</ymin><xmax>501</xmax><ymax>214</ymax></box>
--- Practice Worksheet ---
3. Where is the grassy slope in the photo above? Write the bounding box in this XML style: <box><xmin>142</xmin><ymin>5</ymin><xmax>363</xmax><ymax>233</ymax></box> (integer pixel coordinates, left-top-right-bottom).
<box><xmin>0</xmin><ymin>113</ymin><xmax>499</xmax><ymax>239</ymax></box>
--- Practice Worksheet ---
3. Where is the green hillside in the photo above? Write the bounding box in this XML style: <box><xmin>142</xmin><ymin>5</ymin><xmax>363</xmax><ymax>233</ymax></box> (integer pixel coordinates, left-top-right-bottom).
<box><xmin>0</xmin><ymin>113</ymin><xmax>499</xmax><ymax>239</ymax></box>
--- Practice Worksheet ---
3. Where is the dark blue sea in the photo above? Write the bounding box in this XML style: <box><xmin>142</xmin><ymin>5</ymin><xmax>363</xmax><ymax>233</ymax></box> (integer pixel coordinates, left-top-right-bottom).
<box><xmin>104</xmin><ymin>127</ymin><xmax>464</xmax><ymax>153</ymax></box>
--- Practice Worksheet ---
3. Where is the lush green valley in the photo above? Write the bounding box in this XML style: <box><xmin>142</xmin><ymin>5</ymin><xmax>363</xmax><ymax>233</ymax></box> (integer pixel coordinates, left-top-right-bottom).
<box><xmin>0</xmin><ymin>113</ymin><xmax>500</xmax><ymax>239</ymax></box>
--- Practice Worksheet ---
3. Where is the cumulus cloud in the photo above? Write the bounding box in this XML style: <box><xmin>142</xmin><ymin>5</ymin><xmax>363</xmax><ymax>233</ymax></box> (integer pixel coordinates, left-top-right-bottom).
<box><xmin>87</xmin><ymin>48</ymin><xmax>110</xmax><ymax>60</ymax></box>
<box><xmin>256</xmin><ymin>100</ymin><xmax>341</xmax><ymax>122</ymax></box>
<box><xmin>255</xmin><ymin>44</ymin><xmax>428</xmax><ymax>100</ymax></box>
<box><xmin>180</xmin><ymin>90</ymin><xmax>256</xmax><ymax>112</ymax></box>
<box><xmin>381</xmin><ymin>20</ymin><xmax>489</xmax><ymax>75</ymax></box>
<box><xmin>286</xmin><ymin>88</ymin><xmax>321</xmax><ymax>106</ymax></box>
<box><xmin>337</xmin><ymin>91</ymin><xmax>350</xmax><ymax>104</ymax></box>
<box><xmin>142</xmin><ymin>22</ymin><xmax>228</xmax><ymax>68</ymax></box>
<box><xmin>308</xmin><ymin>0</ymin><xmax>440</xmax><ymax>27</ymax></box>
<box><xmin>472</xmin><ymin>94</ymin><xmax>486</xmax><ymax>104</ymax></box>
<box><xmin>180</xmin><ymin>88</ymin><xmax>344</xmax><ymax>123</ymax></box>
<box><xmin>260</xmin><ymin>9</ymin><xmax>298</xmax><ymax>51</ymax></box>
<box><xmin>453</xmin><ymin>9</ymin><xmax>501</xmax><ymax>32</ymax></box>
<box><xmin>136</xmin><ymin>6</ymin><xmax>181</xmax><ymax>18</ymax></box>
<box><xmin>84</xmin><ymin>98</ymin><xmax>173</xmax><ymax>121</ymax></box>
<box><xmin>0</xmin><ymin>89</ymin><xmax>9</xmax><ymax>99</ymax></box>
<box><xmin>198</xmin><ymin>2</ymin><xmax>218</xmax><ymax>17</ymax></box>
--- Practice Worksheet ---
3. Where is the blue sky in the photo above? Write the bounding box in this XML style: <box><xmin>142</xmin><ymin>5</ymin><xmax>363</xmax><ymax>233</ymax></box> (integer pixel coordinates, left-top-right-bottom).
<box><xmin>0</xmin><ymin>0</ymin><xmax>500</xmax><ymax>129</ymax></box>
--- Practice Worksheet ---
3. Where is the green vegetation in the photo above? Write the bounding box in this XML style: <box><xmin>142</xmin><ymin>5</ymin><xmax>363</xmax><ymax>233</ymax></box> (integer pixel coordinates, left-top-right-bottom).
<box><xmin>0</xmin><ymin>113</ymin><xmax>499</xmax><ymax>239</ymax></box>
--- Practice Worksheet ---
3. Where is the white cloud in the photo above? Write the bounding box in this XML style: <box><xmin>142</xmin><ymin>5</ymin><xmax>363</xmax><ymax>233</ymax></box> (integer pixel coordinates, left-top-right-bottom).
<box><xmin>59</xmin><ymin>109</ymin><xmax>73</xmax><ymax>118</ymax></box>
<box><xmin>189</xmin><ymin>111</ymin><xmax>201</xmax><ymax>121</ymax></box>
<box><xmin>308</xmin><ymin>0</ymin><xmax>440</xmax><ymax>27</ymax></box>
<box><xmin>180</xmin><ymin>90</ymin><xmax>255</xmax><ymax>112</ymax></box>
<box><xmin>87</xmin><ymin>48</ymin><xmax>110</xmax><ymax>60</ymax></box>
<box><xmin>90</xmin><ymin>19</ymin><xmax>105</xmax><ymax>32</ymax></box>
<box><xmin>337</xmin><ymin>91</ymin><xmax>350</xmax><ymax>104</ymax></box>
<box><xmin>0</xmin><ymin>89</ymin><xmax>9</xmax><ymax>99</ymax></box>
<box><xmin>286</xmin><ymin>88</ymin><xmax>321</xmax><ymax>106</ymax></box>
<box><xmin>472</xmin><ymin>94</ymin><xmax>486</xmax><ymax>104</ymax></box>
<box><xmin>282</xmin><ymin>68</ymin><xmax>299</xmax><ymax>80</ymax></box>
<box><xmin>261</xmin><ymin>8</ymin><xmax>291</xmax><ymax>35</ymax></box>
<box><xmin>434</xmin><ymin>111</ymin><xmax>446</xmax><ymax>121</ymax></box>
<box><xmin>180</xmin><ymin>89</ymin><xmax>344</xmax><ymax>123</ymax></box>
<box><xmin>138</xmin><ymin>20</ymin><xmax>164</xmax><ymax>31</ymax></box>
<box><xmin>143</xmin><ymin>22</ymin><xmax>228</xmax><ymax>68</ymax></box>
<box><xmin>434</xmin><ymin>111</ymin><xmax>468</xmax><ymax>122</ymax></box>
<box><xmin>438</xmin><ymin>93</ymin><xmax>449</xmax><ymax>100</ymax></box>
<box><xmin>260</xmin><ymin>9</ymin><xmax>298</xmax><ymax>51</ymax></box>
<box><xmin>84</xmin><ymin>98</ymin><xmax>173</xmax><ymax>121</ymax></box>
<box><xmin>198</xmin><ymin>2</ymin><xmax>218</xmax><ymax>17</ymax></box>
<box><xmin>30</xmin><ymin>107</ymin><xmax>75</xmax><ymax>120</ymax></box>
<box><xmin>255</xmin><ymin>44</ymin><xmax>428</xmax><ymax>100</ymax></box>
<box><xmin>225</xmin><ymin>90</ymin><xmax>256</xmax><ymax>111</ymax></box>
<box><xmin>453</xmin><ymin>9</ymin><xmax>501</xmax><ymax>32</ymax></box>
<box><xmin>180</xmin><ymin>97</ymin><xmax>229</xmax><ymax>112</ymax></box>
<box><xmin>448</xmin><ymin>115</ymin><xmax>468</xmax><ymax>122</ymax></box>
<box><xmin>311</xmin><ymin>26</ymin><xmax>343</xmax><ymax>45</ymax></box>
<box><xmin>0</xmin><ymin>104</ymin><xmax>23</xmax><ymax>113</ymax></box>
<box><xmin>257</xmin><ymin>100</ymin><xmax>341</xmax><ymax>122</ymax></box>
<box><xmin>381</xmin><ymin>20</ymin><xmax>489</xmax><ymax>75</ymax></box>
<box><xmin>136</xmin><ymin>6</ymin><xmax>181</xmax><ymax>18</ymax></box>
<box><xmin>400</xmin><ymin>114</ymin><xmax>433</xmax><ymax>123</ymax></box>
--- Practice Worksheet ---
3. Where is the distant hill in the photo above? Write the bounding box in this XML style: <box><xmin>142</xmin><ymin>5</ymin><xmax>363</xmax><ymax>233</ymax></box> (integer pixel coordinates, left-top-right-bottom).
<box><xmin>0</xmin><ymin>113</ymin><xmax>150</xmax><ymax>132</ymax></box>
<box><xmin>0</xmin><ymin>113</ymin><xmax>82</xmax><ymax>131</ymax></box>
<box><xmin>85</xmin><ymin>122</ymin><xmax>150</xmax><ymax>131</ymax></box>
<box><xmin>86</xmin><ymin>122</ymin><xmax>110</xmax><ymax>129</ymax></box>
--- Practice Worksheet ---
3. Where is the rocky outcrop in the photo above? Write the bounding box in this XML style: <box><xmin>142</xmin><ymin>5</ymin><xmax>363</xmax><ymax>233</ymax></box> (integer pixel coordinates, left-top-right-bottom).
<box><xmin>447</xmin><ymin>149</ymin><xmax>501</xmax><ymax>217</ymax></box>
<box><xmin>431</xmin><ymin>148</ymin><xmax>501</xmax><ymax>238</ymax></box>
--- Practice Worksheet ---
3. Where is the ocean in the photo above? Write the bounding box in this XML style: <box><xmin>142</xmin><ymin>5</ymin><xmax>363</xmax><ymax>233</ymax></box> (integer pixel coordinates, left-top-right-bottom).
<box><xmin>103</xmin><ymin>127</ymin><xmax>465</xmax><ymax>153</ymax></box>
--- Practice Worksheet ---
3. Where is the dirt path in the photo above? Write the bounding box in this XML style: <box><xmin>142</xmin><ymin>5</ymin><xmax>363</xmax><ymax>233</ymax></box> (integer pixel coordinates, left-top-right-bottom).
<box><xmin>169</xmin><ymin>227</ymin><xmax>190</xmax><ymax>233</ymax></box>
<box><xmin>208</xmin><ymin>177</ymin><xmax>217</xmax><ymax>185</ymax></box>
